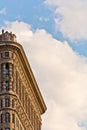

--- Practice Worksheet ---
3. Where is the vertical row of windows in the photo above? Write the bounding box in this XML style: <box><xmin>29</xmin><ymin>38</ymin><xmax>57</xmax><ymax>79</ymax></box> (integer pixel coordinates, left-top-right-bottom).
<box><xmin>0</xmin><ymin>98</ymin><xmax>14</xmax><ymax>108</ymax></box>
<box><xmin>0</xmin><ymin>63</ymin><xmax>13</xmax><ymax>92</ymax></box>
<box><xmin>0</xmin><ymin>113</ymin><xmax>15</xmax><ymax>123</ymax></box>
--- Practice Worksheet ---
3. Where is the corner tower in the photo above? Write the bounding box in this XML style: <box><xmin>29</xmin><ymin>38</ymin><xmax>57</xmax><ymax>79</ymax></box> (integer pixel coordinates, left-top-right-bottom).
<box><xmin>0</xmin><ymin>30</ymin><xmax>46</xmax><ymax>130</ymax></box>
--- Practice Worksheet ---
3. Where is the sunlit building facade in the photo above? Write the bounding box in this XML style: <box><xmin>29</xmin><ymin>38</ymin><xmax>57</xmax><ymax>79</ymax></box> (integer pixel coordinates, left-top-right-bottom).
<box><xmin>0</xmin><ymin>30</ymin><xmax>46</xmax><ymax>130</ymax></box>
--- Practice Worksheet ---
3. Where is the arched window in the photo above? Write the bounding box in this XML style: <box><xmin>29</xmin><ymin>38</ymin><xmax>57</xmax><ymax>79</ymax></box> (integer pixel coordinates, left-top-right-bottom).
<box><xmin>1</xmin><ymin>114</ymin><xmax>3</xmax><ymax>123</ymax></box>
<box><xmin>5</xmin><ymin>97</ymin><xmax>10</xmax><ymax>107</ymax></box>
<box><xmin>5</xmin><ymin>112</ymin><xmax>10</xmax><ymax>123</ymax></box>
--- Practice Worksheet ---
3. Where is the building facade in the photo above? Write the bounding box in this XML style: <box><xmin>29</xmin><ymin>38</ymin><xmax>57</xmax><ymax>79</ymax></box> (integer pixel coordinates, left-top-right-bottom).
<box><xmin>0</xmin><ymin>30</ymin><xmax>47</xmax><ymax>130</ymax></box>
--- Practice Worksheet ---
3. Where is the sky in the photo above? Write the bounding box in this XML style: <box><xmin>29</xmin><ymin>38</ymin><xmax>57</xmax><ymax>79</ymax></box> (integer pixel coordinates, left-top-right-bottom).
<box><xmin>1</xmin><ymin>0</ymin><xmax>87</xmax><ymax>130</ymax></box>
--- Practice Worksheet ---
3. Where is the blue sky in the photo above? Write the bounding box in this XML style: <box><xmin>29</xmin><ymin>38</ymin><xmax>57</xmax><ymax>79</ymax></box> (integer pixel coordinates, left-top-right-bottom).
<box><xmin>0</xmin><ymin>0</ymin><xmax>87</xmax><ymax>56</ymax></box>
<box><xmin>1</xmin><ymin>0</ymin><xmax>87</xmax><ymax>130</ymax></box>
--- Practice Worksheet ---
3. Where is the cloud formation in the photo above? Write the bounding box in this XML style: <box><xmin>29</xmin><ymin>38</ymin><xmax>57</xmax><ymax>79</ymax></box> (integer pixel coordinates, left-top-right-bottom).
<box><xmin>2</xmin><ymin>21</ymin><xmax>87</xmax><ymax>130</ymax></box>
<box><xmin>45</xmin><ymin>0</ymin><xmax>87</xmax><ymax>41</ymax></box>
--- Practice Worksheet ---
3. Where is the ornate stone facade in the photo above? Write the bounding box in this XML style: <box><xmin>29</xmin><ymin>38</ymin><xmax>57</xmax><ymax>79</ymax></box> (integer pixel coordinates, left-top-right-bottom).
<box><xmin>0</xmin><ymin>30</ymin><xmax>47</xmax><ymax>130</ymax></box>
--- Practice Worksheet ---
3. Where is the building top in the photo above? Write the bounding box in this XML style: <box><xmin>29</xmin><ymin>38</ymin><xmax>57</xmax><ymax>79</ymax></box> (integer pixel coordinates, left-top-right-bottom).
<box><xmin>0</xmin><ymin>29</ymin><xmax>17</xmax><ymax>42</ymax></box>
<box><xmin>0</xmin><ymin>30</ymin><xmax>47</xmax><ymax>114</ymax></box>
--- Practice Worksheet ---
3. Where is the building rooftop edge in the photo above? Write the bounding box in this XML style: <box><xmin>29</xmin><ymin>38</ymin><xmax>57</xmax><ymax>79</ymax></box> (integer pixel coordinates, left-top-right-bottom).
<box><xmin>0</xmin><ymin>30</ymin><xmax>17</xmax><ymax>43</ymax></box>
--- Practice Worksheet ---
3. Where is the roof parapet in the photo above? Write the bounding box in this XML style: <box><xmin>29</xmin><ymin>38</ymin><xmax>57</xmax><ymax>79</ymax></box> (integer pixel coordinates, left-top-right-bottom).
<box><xmin>0</xmin><ymin>30</ymin><xmax>17</xmax><ymax>42</ymax></box>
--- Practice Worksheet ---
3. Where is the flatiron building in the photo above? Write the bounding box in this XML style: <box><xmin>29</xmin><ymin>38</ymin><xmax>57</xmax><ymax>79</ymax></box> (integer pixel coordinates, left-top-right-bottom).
<box><xmin>0</xmin><ymin>30</ymin><xmax>46</xmax><ymax>130</ymax></box>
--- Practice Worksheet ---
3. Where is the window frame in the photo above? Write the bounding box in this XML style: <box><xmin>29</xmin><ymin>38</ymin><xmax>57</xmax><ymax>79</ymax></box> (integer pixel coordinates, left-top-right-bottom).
<box><xmin>5</xmin><ymin>97</ymin><xmax>10</xmax><ymax>107</ymax></box>
<box><xmin>5</xmin><ymin>52</ymin><xmax>9</xmax><ymax>58</ymax></box>
<box><xmin>5</xmin><ymin>112</ymin><xmax>10</xmax><ymax>123</ymax></box>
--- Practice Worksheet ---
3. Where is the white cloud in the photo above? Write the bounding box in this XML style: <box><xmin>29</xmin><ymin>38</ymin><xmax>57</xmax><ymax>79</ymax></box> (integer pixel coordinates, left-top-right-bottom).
<box><xmin>0</xmin><ymin>8</ymin><xmax>6</xmax><ymax>15</ymax></box>
<box><xmin>2</xmin><ymin>21</ymin><xmax>33</xmax><ymax>43</ymax></box>
<box><xmin>2</xmin><ymin>21</ymin><xmax>87</xmax><ymax>130</ymax></box>
<box><xmin>39</xmin><ymin>17</ymin><xmax>49</xmax><ymax>22</ymax></box>
<box><xmin>45</xmin><ymin>0</ymin><xmax>87</xmax><ymax>41</ymax></box>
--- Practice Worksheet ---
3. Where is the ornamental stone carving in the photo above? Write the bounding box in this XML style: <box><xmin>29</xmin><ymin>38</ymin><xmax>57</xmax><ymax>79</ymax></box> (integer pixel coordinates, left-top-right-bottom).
<box><xmin>0</xmin><ymin>30</ymin><xmax>17</xmax><ymax>42</ymax></box>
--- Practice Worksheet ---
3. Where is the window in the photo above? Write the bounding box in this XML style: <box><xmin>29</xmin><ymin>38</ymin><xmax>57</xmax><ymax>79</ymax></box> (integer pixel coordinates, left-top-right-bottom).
<box><xmin>6</xmin><ymin>81</ymin><xmax>9</xmax><ymax>91</ymax></box>
<box><xmin>5</xmin><ymin>63</ymin><xmax>9</xmax><ymax>75</ymax></box>
<box><xmin>5</xmin><ymin>52</ymin><xmax>9</xmax><ymax>57</ymax></box>
<box><xmin>5</xmin><ymin>113</ymin><xmax>10</xmax><ymax>123</ymax></box>
<box><xmin>1</xmin><ymin>63</ymin><xmax>4</xmax><ymax>77</ymax></box>
<box><xmin>5</xmin><ymin>97</ymin><xmax>10</xmax><ymax>107</ymax></box>
<box><xmin>5</xmin><ymin>128</ymin><xmax>10</xmax><ymax>130</ymax></box>
<box><xmin>1</xmin><ymin>82</ymin><xmax>4</xmax><ymax>91</ymax></box>
<box><xmin>1</xmin><ymin>114</ymin><xmax>3</xmax><ymax>123</ymax></box>
<box><xmin>0</xmin><ymin>99</ymin><xmax>3</xmax><ymax>108</ymax></box>
<box><xmin>1</xmin><ymin>53</ymin><xmax>3</xmax><ymax>58</ymax></box>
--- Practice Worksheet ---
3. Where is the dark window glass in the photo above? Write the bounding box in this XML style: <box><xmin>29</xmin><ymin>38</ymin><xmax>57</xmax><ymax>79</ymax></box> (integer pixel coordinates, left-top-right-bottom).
<box><xmin>5</xmin><ymin>97</ymin><xmax>10</xmax><ymax>107</ymax></box>
<box><xmin>1</xmin><ymin>114</ymin><xmax>3</xmax><ymax>123</ymax></box>
<box><xmin>1</xmin><ymin>53</ymin><xmax>3</xmax><ymax>58</ymax></box>
<box><xmin>0</xmin><ymin>99</ymin><xmax>3</xmax><ymax>108</ymax></box>
<box><xmin>5</xmin><ymin>52</ymin><xmax>9</xmax><ymax>57</ymax></box>
<box><xmin>5</xmin><ymin>113</ymin><xmax>10</xmax><ymax>123</ymax></box>
<box><xmin>5</xmin><ymin>63</ymin><xmax>9</xmax><ymax>75</ymax></box>
<box><xmin>6</xmin><ymin>81</ymin><xmax>9</xmax><ymax>91</ymax></box>
<box><xmin>1</xmin><ymin>82</ymin><xmax>4</xmax><ymax>91</ymax></box>
<box><xmin>1</xmin><ymin>63</ymin><xmax>4</xmax><ymax>77</ymax></box>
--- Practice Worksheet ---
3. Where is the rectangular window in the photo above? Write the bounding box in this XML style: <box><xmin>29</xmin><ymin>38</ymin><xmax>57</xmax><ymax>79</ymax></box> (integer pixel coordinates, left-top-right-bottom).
<box><xmin>6</xmin><ymin>81</ymin><xmax>9</xmax><ymax>91</ymax></box>
<box><xmin>1</xmin><ymin>114</ymin><xmax>3</xmax><ymax>123</ymax></box>
<box><xmin>0</xmin><ymin>99</ymin><xmax>3</xmax><ymax>108</ymax></box>
<box><xmin>5</xmin><ymin>52</ymin><xmax>9</xmax><ymax>57</ymax></box>
<box><xmin>1</xmin><ymin>53</ymin><xmax>3</xmax><ymax>58</ymax></box>
<box><xmin>5</xmin><ymin>63</ymin><xmax>9</xmax><ymax>75</ymax></box>
<box><xmin>1</xmin><ymin>82</ymin><xmax>4</xmax><ymax>91</ymax></box>
<box><xmin>5</xmin><ymin>113</ymin><xmax>10</xmax><ymax>123</ymax></box>
<box><xmin>5</xmin><ymin>97</ymin><xmax>10</xmax><ymax>107</ymax></box>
